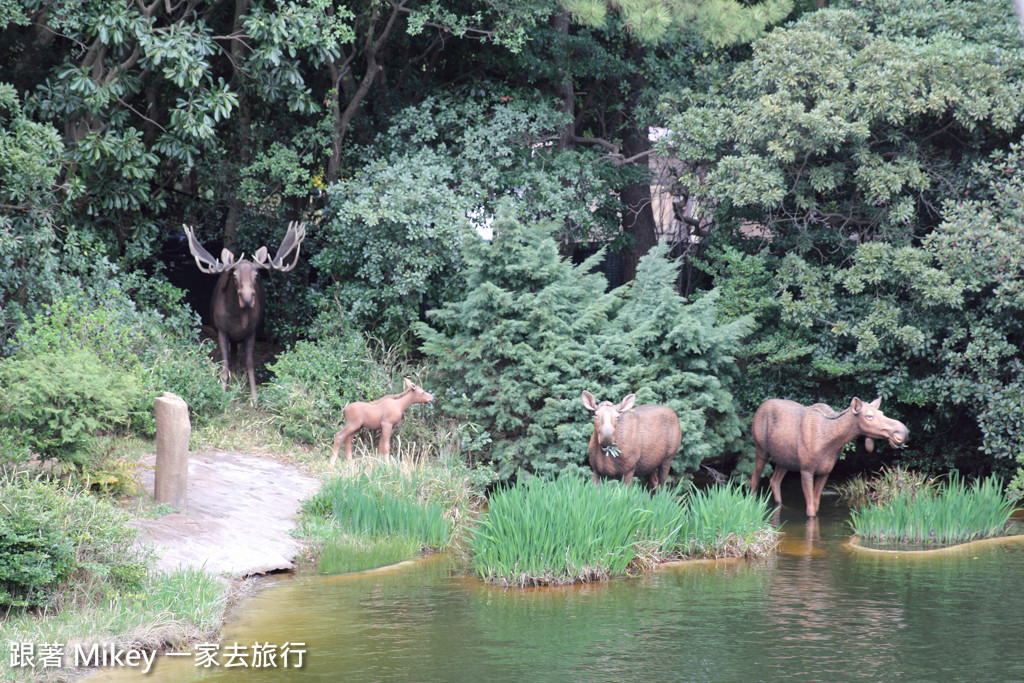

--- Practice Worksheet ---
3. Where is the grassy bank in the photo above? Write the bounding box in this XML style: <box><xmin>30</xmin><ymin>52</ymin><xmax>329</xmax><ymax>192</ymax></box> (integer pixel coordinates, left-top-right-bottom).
<box><xmin>849</xmin><ymin>473</ymin><xmax>1016</xmax><ymax>545</ymax></box>
<box><xmin>472</xmin><ymin>475</ymin><xmax>778</xmax><ymax>587</ymax></box>
<box><xmin>297</xmin><ymin>455</ymin><xmax>484</xmax><ymax>574</ymax></box>
<box><xmin>0</xmin><ymin>478</ymin><xmax>233</xmax><ymax>683</ymax></box>
<box><xmin>1</xmin><ymin>568</ymin><xmax>229</xmax><ymax>682</ymax></box>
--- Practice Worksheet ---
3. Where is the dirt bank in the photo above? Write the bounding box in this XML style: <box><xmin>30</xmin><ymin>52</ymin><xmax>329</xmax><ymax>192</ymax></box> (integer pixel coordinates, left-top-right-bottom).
<box><xmin>133</xmin><ymin>450</ymin><xmax>321</xmax><ymax>577</ymax></box>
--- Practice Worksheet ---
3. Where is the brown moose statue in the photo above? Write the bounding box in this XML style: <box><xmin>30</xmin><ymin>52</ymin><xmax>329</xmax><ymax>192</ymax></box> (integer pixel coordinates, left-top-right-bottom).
<box><xmin>581</xmin><ymin>390</ymin><xmax>681</xmax><ymax>491</ymax></box>
<box><xmin>183</xmin><ymin>221</ymin><xmax>306</xmax><ymax>405</ymax></box>
<box><xmin>330</xmin><ymin>379</ymin><xmax>435</xmax><ymax>465</ymax></box>
<box><xmin>750</xmin><ymin>397</ymin><xmax>909</xmax><ymax>517</ymax></box>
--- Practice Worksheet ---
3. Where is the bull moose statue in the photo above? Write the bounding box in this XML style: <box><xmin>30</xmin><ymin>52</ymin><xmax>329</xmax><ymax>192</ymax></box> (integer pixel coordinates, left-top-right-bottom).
<box><xmin>749</xmin><ymin>397</ymin><xmax>909</xmax><ymax>517</ymax></box>
<box><xmin>330</xmin><ymin>379</ymin><xmax>435</xmax><ymax>465</ymax></box>
<box><xmin>581</xmin><ymin>390</ymin><xmax>681</xmax><ymax>490</ymax></box>
<box><xmin>183</xmin><ymin>221</ymin><xmax>306</xmax><ymax>404</ymax></box>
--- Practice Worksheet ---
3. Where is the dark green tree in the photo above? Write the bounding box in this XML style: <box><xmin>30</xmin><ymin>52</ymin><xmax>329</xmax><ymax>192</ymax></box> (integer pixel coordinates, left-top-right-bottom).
<box><xmin>415</xmin><ymin>211</ymin><xmax>751</xmax><ymax>481</ymax></box>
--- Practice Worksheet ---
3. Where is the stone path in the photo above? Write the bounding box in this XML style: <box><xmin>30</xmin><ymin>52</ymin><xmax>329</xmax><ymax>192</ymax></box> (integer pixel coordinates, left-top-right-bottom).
<box><xmin>132</xmin><ymin>451</ymin><xmax>321</xmax><ymax>577</ymax></box>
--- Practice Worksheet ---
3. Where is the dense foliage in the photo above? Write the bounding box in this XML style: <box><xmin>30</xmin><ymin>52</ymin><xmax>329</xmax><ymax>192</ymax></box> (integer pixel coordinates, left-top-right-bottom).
<box><xmin>416</xmin><ymin>213</ymin><xmax>751</xmax><ymax>480</ymax></box>
<box><xmin>660</xmin><ymin>0</ymin><xmax>1024</xmax><ymax>478</ymax></box>
<box><xmin>0</xmin><ymin>481</ymin><xmax>150</xmax><ymax>610</ymax></box>
<box><xmin>263</xmin><ymin>323</ymin><xmax>392</xmax><ymax>445</ymax></box>
<box><xmin>2</xmin><ymin>0</ymin><xmax>1021</xmax><ymax>486</ymax></box>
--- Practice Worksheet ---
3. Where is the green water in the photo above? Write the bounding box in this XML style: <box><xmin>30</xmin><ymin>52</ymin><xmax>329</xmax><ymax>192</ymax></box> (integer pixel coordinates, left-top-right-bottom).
<box><xmin>99</xmin><ymin>494</ymin><xmax>1024</xmax><ymax>682</ymax></box>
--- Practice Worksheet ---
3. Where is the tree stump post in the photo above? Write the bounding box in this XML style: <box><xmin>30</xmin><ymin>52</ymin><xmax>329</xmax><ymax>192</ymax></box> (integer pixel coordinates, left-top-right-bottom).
<box><xmin>154</xmin><ymin>392</ymin><xmax>190</xmax><ymax>511</ymax></box>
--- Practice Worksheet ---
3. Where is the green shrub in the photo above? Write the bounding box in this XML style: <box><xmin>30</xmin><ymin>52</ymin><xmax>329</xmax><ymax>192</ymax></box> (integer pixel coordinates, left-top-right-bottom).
<box><xmin>0</xmin><ymin>349</ymin><xmax>139</xmax><ymax>462</ymax></box>
<box><xmin>850</xmin><ymin>473</ymin><xmax>1015</xmax><ymax>545</ymax></box>
<box><xmin>0</xmin><ymin>427</ymin><xmax>32</xmax><ymax>480</ymax></box>
<box><xmin>9</xmin><ymin>292</ymin><xmax>228</xmax><ymax>433</ymax></box>
<box><xmin>0</xmin><ymin>481</ymin><xmax>151</xmax><ymax>610</ymax></box>
<box><xmin>263</xmin><ymin>330</ymin><xmax>391</xmax><ymax>445</ymax></box>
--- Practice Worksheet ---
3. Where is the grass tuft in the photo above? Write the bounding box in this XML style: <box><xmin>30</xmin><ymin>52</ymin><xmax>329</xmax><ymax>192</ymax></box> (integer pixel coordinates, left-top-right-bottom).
<box><xmin>850</xmin><ymin>473</ymin><xmax>1016</xmax><ymax>545</ymax></box>
<box><xmin>471</xmin><ymin>474</ymin><xmax>778</xmax><ymax>587</ymax></box>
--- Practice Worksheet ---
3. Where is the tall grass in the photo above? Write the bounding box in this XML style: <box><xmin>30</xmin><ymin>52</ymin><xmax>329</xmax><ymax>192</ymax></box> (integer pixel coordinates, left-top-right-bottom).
<box><xmin>833</xmin><ymin>465</ymin><xmax>935</xmax><ymax>505</ymax></box>
<box><xmin>0</xmin><ymin>568</ymin><xmax>228</xmax><ymax>682</ymax></box>
<box><xmin>472</xmin><ymin>475</ymin><xmax>777</xmax><ymax>587</ymax></box>
<box><xmin>850</xmin><ymin>473</ymin><xmax>1015</xmax><ymax>545</ymax></box>
<box><xmin>300</xmin><ymin>457</ymin><xmax>478</xmax><ymax>574</ymax></box>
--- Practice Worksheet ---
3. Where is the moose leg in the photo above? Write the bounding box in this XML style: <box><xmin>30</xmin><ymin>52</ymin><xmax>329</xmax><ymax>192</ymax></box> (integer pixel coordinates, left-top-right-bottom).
<box><xmin>330</xmin><ymin>423</ymin><xmax>360</xmax><ymax>465</ymax></box>
<box><xmin>378</xmin><ymin>422</ymin><xmax>395</xmax><ymax>459</ymax></box>
<box><xmin>749</xmin><ymin>448</ymin><xmax>768</xmax><ymax>495</ymax></box>
<box><xmin>243</xmin><ymin>333</ymin><xmax>258</xmax><ymax>405</ymax></box>
<box><xmin>621</xmin><ymin>470</ymin><xmax>635</xmax><ymax>486</ymax></box>
<box><xmin>769</xmin><ymin>467</ymin><xmax>788</xmax><ymax>507</ymax></box>
<box><xmin>811</xmin><ymin>473</ymin><xmax>830</xmax><ymax>518</ymax></box>
<box><xmin>800</xmin><ymin>470</ymin><xmax>817</xmax><ymax>518</ymax></box>
<box><xmin>652</xmin><ymin>459</ymin><xmax>672</xmax><ymax>491</ymax></box>
<box><xmin>217</xmin><ymin>329</ymin><xmax>232</xmax><ymax>389</ymax></box>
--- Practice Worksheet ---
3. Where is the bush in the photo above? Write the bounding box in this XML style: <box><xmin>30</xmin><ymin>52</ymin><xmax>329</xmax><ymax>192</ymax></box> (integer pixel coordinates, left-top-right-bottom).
<box><xmin>9</xmin><ymin>290</ymin><xmax>228</xmax><ymax>433</ymax></box>
<box><xmin>263</xmin><ymin>330</ymin><xmax>392</xmax><ymax>445</ymax></box>
<box><xmin>0</xmin><ymin>481</ymin><xmax>151</xmax><ymax>610</ymax></box>
<box><xmin>0</xmin><ymin>349</ymin><xmax>138</xmax><ymax>462</ymax></box>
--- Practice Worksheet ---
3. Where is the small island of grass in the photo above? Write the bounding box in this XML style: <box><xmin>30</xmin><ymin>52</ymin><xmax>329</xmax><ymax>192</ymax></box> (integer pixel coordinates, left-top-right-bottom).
<box><xmin>471</xmin><ymin>474</ymin><xmax>778</xmax><ymax>587</ymax></box>
<box><xmin>848</xmin><ymin>471</ymin><xmax>1017</xmax><ymax>548</ymax></box>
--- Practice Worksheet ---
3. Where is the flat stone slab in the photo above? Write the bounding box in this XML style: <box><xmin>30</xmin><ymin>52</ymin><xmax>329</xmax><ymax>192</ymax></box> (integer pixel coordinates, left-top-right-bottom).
<box><xmin>133</xmin><ymin>451</ymin><xmax>321</xmax><ymax>577</ymax></box>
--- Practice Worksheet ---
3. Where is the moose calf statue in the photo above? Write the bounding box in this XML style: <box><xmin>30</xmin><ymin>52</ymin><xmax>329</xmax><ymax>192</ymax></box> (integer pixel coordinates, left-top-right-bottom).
<box><xmin>750</xmin><ymin>397</ymin><xmax>909</xmax><ymax>517</ymax></box>
<box><xmin>581</xmin><ymin>390</ymin><xmax>681</xmax><ymax>491</ymax></box>
<box><xmin>183</xmin><ymin>222</ymin><xmax>306</xmax><ymax>405</ymax></box>
<box><xmin>330</xmin><ymin>379</ymin><xmax>435</xmax><ymax>465</ymax></box>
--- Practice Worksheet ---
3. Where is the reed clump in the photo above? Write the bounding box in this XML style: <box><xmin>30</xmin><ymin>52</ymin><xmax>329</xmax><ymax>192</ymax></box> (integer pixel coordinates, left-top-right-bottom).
<box><xmin>472</xmin><ymin>475</ymin><xmax>778</xmax><ymax>587</ymax></box>
<box><xmin>301</xmin><ymin>456</ymin><xmax>478</xmax><ymax>574</ymax></box>
<box><xmin>849</xmin><ymin>473</ymin><xmax>1015</xmax><ymax>545</ymax></box>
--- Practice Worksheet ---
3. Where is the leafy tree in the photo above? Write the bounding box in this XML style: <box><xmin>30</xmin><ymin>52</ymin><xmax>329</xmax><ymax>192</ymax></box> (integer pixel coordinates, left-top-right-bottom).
<box><xmin>659</xmin><ymin>0</ymin><xmax>1024</xmax><ymax>476</ymax></box>
<box><xmin>313</xmin><ymin>92</ymin><xmax>624</xmax><ymax>346</ymax></box>
<box><xmin>662</xmin><ymin>0</ymin><xmax>1024</xmax><ymax>256</ymax></box>
<box><xmin>415</xmin><ymin>211</ymin><xmax>751</xmax><ymax>481</ymax></box>
<box><xmin>537</xmin><ymin>0</ymin><xmax>793</xmax><ymax>279</ymax></box>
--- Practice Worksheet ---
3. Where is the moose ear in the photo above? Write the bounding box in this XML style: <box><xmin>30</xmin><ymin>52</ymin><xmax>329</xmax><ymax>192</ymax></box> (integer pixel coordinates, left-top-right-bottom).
<box><xmin>850</xmin><ymin>397</ymin><xmax>863</xmax><ymax>414</ymax></box>
<box><xmin>404</xmin><ymin>378</ymin><xmax>413</xmax><ymax>389</ymax></box>
<box><xmin>581</xmin><ymin>390</ymin><xmax>597</xmax><ymax>412</ymax></box>
<box><xmin>220</xmin><ymin>248</ymin><xmax>236</xmax><ymax>267</ymax></box>
<box><xmin>870</xmin><ymin>397</ymin><xmax>882</xmax><ymax>409</ymax></box>
<box><xmin>253</xmin><ymin>246</ymin><xmax>270</xmax><ymax>268</ymax></box>
<box><xmin>618</xmin><ymin>394</ymin><xmax>636</xmax><ymax>412</ymax></box>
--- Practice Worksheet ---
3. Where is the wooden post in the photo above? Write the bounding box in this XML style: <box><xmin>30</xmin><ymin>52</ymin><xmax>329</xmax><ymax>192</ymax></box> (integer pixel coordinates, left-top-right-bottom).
<box><xmin>154</xmin><ymin>392</ymin><xmax>190</xmax><ymax>511</ymax></box>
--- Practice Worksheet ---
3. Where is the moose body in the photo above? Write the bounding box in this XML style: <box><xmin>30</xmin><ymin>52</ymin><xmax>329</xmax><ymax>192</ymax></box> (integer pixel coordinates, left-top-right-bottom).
<box><xmin>330</xmin><ymin>379</ymin><xmax>434</xmax><ymax>465</ymax></box>
<box><xmin>750</xmin><ymin>397</ymin><xmax>909</xmax><ymax>517</ymax></box>
<box><xmin>581</xmin><ymin>390</ymin><xmax>681</xmax><ymax>490</ymax></box>
<box><xmin>184</xmin><ymin>222</ymin><xmax>306</xmax><ymax>404</ymax></box>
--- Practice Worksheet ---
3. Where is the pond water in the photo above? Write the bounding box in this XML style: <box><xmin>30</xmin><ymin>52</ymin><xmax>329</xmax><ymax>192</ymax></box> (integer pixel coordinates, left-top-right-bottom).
<box><xmin>100</xmin><ymin>490</ymin><xmax>1024</xmax><ymax>682</ymax></box>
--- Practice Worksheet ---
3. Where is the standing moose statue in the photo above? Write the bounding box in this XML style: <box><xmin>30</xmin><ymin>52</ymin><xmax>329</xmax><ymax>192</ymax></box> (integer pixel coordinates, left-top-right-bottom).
<box><xmin>581</xmin><ymin>390</ymin><xmax>681</xmax><ymax>491</ymax></box>
<box><xmin>749</xmin><ymin>397</ymin><xmax>909</xmax><ymax>518</ymax></box>
<box><xmin>183</xmin><ymin>221</ymin><xmax>306</xmax><ymax>405</ymax></box>
<box><xmin>330</xmin><ymin>379</ymin><xmax>435</xmax><ymax>465</ymax></box>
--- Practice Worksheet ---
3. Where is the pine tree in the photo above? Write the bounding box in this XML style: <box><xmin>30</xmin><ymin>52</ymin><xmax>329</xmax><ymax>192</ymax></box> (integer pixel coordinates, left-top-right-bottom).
<box><xmin>415</xmin><ymin>213</ymin><xmax>752</xmax><ymax>481</ymax></box>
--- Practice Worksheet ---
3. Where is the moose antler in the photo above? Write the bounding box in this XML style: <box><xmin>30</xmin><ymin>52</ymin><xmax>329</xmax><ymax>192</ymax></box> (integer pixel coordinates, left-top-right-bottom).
<box><xmin>183</xmin><ymin>224</ymin><xmax>237</xmax><ymax>273</ymax></box>
<box><xmin>253</xmin><ymin>221</ymin><xmax>306</xmax><ymax>272</ymax></box>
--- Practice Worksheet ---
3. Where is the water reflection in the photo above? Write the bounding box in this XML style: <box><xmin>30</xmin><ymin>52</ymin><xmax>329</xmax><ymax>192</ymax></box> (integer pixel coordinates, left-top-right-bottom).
<box><xmin>92</xmin><ymin>488</ymin><xmax>1024</xmax><ymax>682</ymax></box>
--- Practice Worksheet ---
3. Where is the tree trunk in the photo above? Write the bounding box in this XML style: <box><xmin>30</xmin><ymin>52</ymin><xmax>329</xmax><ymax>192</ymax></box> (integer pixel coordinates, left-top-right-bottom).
<box><xmin>223</xmin><ymin>0</ymin><xmax>251</xmax><ymax>249</ymax></box>
<box><xmin>552</xmin><ymin>10</ymin><xmax>575</xmax><ymax>152</ymax></box>
<box><xmin>619</xmin><ymin>39</ymin><xmax>658</xmax><ymax>283</ymax></box>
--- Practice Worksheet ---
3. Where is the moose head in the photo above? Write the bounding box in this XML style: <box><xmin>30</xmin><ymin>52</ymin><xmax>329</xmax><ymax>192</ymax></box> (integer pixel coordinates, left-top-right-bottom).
<box><xmin>182</xmin><ymin>222</ymin><xmax>306</xmax><ymax>404</ymax></box>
